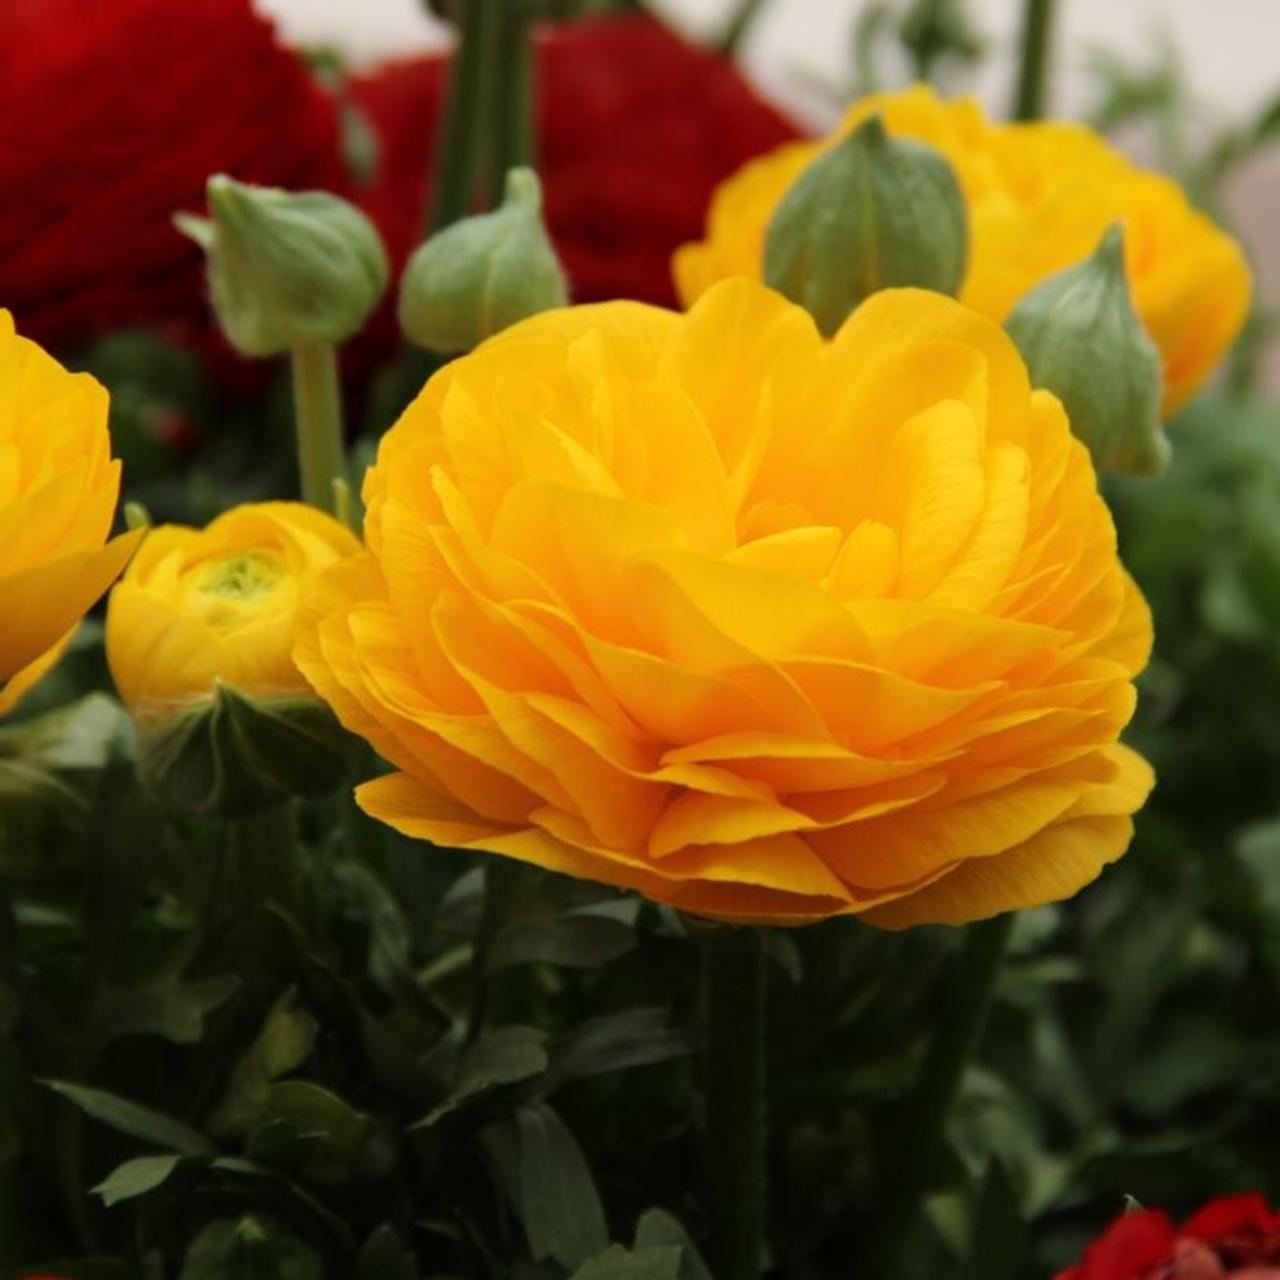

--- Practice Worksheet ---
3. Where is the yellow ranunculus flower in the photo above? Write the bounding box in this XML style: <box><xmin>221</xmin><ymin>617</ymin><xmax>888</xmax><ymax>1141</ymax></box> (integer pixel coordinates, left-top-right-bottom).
<box><xmin>107</xmin><ymin>502</ymin><xmax>360</xmax><ymax>718</ymax></box>
<box><xmin>295</xmin><ymin>278</ymin><xmax>1154</xmax><ymax>928</ymax></box>
<box><xmin>0</xmin><ymin>310</ymin><xmax>142</xmax><ymax>715</ymax></box>
<box><xmin>674</xmin><ymin>84</ymin><xmax>1250</xmax><ymax>417</ymax></box>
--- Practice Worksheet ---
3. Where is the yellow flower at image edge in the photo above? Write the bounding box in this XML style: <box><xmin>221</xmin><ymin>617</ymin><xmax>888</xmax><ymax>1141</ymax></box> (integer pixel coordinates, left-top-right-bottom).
<box><xmin>0</xmin><ymin>309</ymin><xmax>142</xmax><ymax>715</ymax></box>
<box><xmin>675</xmin><ymin>84</ymin><xmax>1250</xmax><ymax>417</ymax></box>
<box><xmin>107</xmin><ymin>502</ymin><xmax>359</xmax><ymax>716</ymax></box>
<box><xmin>296</xmin><ymin>279</ymin><xmax>1154</xmax><ymax>928</ymax></box>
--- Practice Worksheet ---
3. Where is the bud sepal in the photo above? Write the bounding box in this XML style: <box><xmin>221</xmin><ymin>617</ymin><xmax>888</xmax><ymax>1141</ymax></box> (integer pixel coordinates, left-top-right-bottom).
<box><xmin>398</xmin><ymin>167</ymin><xmax>568</xmax><ymax>355</ymax></box>
<box><xmin>763</xmin><ymin>113</ymin><xmax>968</xmax><ymax>336</ymax></box>
<box><xmin>136</xmin><ymin>683</ymin><xmax>364</xmax><ymax>819</ymax></box>
<box><xmin>177</xmin><ymin>174</ymin><xmax>389</xmax><ymax>357</ymax></box>
<box><xmin>1006</xmin><ymin>223</ymin><xmax>1169</xmax><ymax>476</ymax></box>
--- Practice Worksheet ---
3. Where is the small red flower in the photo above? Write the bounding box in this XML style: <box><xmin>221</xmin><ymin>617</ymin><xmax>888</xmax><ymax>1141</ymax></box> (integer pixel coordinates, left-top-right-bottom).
<box><xmin>0</xmin><ymin>0</ymin><xmax>344</xmax><ymax>355</ymax></box>
<box><xmin>1057</xmin><ymin>1196</ymin><xmax>1280</xmax><ymax>1279</ymax></box>
<box><xmin>350</xmin><ymin>13</ymin><xmax>800</xmax><ymax>308</ymax></box>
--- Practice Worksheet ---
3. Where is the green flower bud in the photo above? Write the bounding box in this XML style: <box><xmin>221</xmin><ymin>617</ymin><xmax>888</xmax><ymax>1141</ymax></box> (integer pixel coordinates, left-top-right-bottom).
<box><xmin>398</xmin><ymin>167</ymin><xmax>568</xmax><ymax>354</ymax></box>
<box><xmin>1006</xmin><ymin>223</ymin><xmax>1169</xmax><ymax>476</ymax></box>
<box><xmin>176</xmin><ymin>174</ymin><xmax>389</xmax><ymax>357</ymax></box>
<box><xmin>136</xmin><ymin>682</ymin><xmax>364</xmax><ymax>819</ymax></box>
<box><xmin>763</xmin><ymin>113</ymin><xmax>968</xmax><ymax>336</ymax></box>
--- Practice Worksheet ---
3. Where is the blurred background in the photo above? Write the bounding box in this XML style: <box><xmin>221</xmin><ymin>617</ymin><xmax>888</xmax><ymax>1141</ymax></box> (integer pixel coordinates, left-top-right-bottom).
<box><xmin>258</xmin><ymin>0</ymin><xmax>1280</xmax><ymax>389</ymax></box>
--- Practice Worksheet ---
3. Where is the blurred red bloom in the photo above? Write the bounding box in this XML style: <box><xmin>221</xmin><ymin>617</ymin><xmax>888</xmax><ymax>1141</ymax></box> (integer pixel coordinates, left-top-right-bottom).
<box><xmin>351</xmin><ymin>13</ymin><xmax>800</xmax><ymax>307</ymax></box>
<box><xmin>1057</xmin><ymin>1195</ymin><xmax>1280</xmax><ymax>1279</ymax></box>
<box><xmin>0</xmin><ymin>0</ymin><xmax>344</xmax><ymax>354</ymax></box>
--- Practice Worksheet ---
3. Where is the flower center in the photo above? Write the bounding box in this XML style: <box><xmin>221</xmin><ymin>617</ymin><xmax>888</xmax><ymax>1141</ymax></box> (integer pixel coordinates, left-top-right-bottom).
<box><xmin>195</xmin><ymin>550</ymin><xmax>286</xmax><ymax>602</ymax></box>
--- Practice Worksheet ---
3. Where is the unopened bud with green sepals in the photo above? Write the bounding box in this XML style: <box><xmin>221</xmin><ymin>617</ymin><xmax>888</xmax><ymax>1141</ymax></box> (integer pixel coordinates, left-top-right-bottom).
<box><xmin>176</xmin><ymin>174</ymin><xmax>389</xmax><ymax>358</ymax></box>
<box><xmin>1006</xmin><ymin>223</ymin><xmax>1169</xmax><ymax>476</ymax></box>
<box><xmin>763</xmin><ymin>112</ymin><xmax>967</xmax><ymax>336</ymax></box>
<box><xmin>397</xmin><ymin>167</ymin><xmax>568</xmax><ymax>354</ymax></box>
<box><xmin>136</xmin><ymin>682</ymin><xmax>364</xmax><ymax>820</ymax></box>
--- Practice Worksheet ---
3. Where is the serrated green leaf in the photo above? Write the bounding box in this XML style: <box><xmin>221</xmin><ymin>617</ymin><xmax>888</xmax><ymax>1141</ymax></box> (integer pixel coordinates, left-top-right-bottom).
<box><xmin>45</xmin><ymin>1081</ymin><xmax>216</xmax><ymax>1155</ymax></box>
<box><xmin>415</xmin><ymin>1025</ymin><xmax>548</xmax><ymax>1130</ymax></box>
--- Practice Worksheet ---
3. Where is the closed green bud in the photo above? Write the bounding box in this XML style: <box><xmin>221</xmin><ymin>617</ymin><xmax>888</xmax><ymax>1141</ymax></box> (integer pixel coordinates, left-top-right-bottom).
<box><xmin>1006</xmin><ymin>223</ymin><xmax>1169</xmax><ymax>476</ymax></box>
<box><xmin>763</xmin><ymin>113</ymin><xmax>967</xmax><ymax>336</ymax></box>
<box><xmin>137</xmin><ymin>682</ymin><xmax>364</xmax><ymax>819</ymax></box>
<box><xmin>398</xmin><ymin>167</ymin><xmax>568</xmax><ymax>354</ymax></box>
<box><xmin>176</xmin><ymin>174</ymin><xmax>388</xmax><ymax>357</ymax></box>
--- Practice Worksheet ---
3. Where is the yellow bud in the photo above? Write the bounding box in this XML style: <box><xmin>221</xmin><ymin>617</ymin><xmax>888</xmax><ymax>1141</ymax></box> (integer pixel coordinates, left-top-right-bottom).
<box><xmin>106</xmin><ymin>502</ymin><xmax>363</xmax><ymax>815</ymax></box>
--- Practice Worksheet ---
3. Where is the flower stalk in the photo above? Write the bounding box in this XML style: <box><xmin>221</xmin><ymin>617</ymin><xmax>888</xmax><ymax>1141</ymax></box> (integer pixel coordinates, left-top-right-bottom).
<box><xmin>865</xmin><ymin>913</ymin><xmax>1015</xmax><ymax>1275</ymax></box>
<box><xmin>702</xmin><ymin>925</ymin><xmax>767</xmax><ymax>1280</ymax></box>
<box><xmin>289</xmin><ymin>341</ymin><xmax>348</xmax><ymax>518</ymax></box>
<box><xmin>431</xmin><ymin>0</ymin><xmax>500</xmax><ymax>228</ymax></box>
<box><xmin>1012</xmin><ymin>0</ymin><xmax>1056</xmax><ymax>121</ymax></box>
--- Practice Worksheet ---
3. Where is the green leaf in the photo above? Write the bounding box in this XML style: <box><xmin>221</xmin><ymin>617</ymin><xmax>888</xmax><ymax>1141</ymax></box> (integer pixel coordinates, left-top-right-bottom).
<box><xmin>634</xmin><ymin>1210</ymin><xmax>711</xmax><ymax>1280</ymax></box>
<box><xmin>415</xmin><ymin>1025</ymin><xmax>548</xmax><ymax>1129</ymax></box>
<box><xmin>180</xmin><ymin>1215</ymin><xmax>324</xmax><ymax>1280</ymax></box>
<box><xmin>109</xmin><ymin>974</ymin><xmax>239</xmax><ymax>1045</ymax></box>
<box><xmin>570</xmin><ymin>1245</ymin><xmax>683</xmax><ymax>1280</ymax></box>
<box><xmin>481</xmin><ymin>1102</ymin><xmax>608</xmax><ymax>1269</ymax></box>
<box><xmin>93</xmin><ymin>1153</ymin><xmax>186</xmax><ymax>1206</ymax></box>
<box><xmin>255</xmin><ymin>1081</ymin><xmax>385</xmax><ymax>1185</ymax></box>
<box><xmin>357</xmin><ymin>1224</ymin><xmax>421</xmax><ymax>1280</ymax></box>
<box><xmin>45</xmin><ymin>1081</ymin><xmax>216</xmax><ymax>1155</ymax></box>
<box><xmin>543</xmin><ymin>1009</ymin><xmax>691</xmax><ymax>1092</ymax></box>
<box><xmin>956</xmin><ymin>1161</ymin><xmax>1026</xmax><ymax>1280</ymax></box>
<box><xmin>487</xmin><ymin>909</ymin><xmax>636</xmax><ymax>972</ymax></box>
<box><xmin>211</xmin><ymin>988</ymin><xmax>318</xmax><ymax>1138</ymax></box>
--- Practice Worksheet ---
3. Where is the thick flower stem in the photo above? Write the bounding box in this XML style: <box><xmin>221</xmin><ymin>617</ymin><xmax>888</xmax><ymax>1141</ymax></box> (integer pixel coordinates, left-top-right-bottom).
<box><xmin>289</xmin><ymin>341</ymin><xmax>346</xmax><ymax>518</ymax></box>
<box><xmin>492</xmin><ymin>1</ymin><xmax>535</xmax><ymax>182</ymax></box>
<box><xmin>865</xmin><ymin>913</ymin><xmax>1014</xmax><ymax>1276</ymax></box>
<box><xmin>719</xmin><ymin>0</ymin><xmax>769</xmax><ymax>56</ymax></box>
<box><xmin>1012</xmin><ymin>0</ymin><xmax>1057</xmax><ymax>121</ymax></box>
<box><xmin>223</xmin><ymin>805</ymin><xmax>303</xmax><ymax>979</ymax></box>
<box><xmin>702</xmin><ymin>925</ymin><xmax>767</xmax><ymax>1280</ymax></box>
<box><xmin>432</xmin><ymin>0</ymin><xmax>500</xmax><ymax>229</ymax></box>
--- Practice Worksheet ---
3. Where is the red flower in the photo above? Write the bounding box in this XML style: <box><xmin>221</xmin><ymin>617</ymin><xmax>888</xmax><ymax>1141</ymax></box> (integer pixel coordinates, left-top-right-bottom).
<box><xmin>0</xmin><ymin>0</ymin><xmax>344</xmax><ymax>354</ymax></box>
<box><xmin>1057</xmin><ymin>1196</ymin><xmax>1280</xmax><ymax>1279</ymax></box>
<box><xmin>350</xmin><ymin>14</ymin><xmax>800</xmax><ymax>308</ymax></box>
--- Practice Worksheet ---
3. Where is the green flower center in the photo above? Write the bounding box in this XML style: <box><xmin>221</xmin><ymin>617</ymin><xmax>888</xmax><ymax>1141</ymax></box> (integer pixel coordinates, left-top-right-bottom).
<box><xmin>196</xmin><ymin>551</ymin><xmax>286</xmax><ymax>601</ymax></box>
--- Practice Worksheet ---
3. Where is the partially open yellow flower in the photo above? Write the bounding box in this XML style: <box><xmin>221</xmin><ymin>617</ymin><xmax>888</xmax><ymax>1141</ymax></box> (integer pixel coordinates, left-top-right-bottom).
<box><xmin>0</xmin><ymin>310</ymin><xmax>142</xmax><ymax>715</ymax></box>
<box><xmin>107</xmin><ymin>502</ymin><xmax>360</xmax><ymax>718</ymax></box>
<box><xmin>296</xmin><ymin>279</ymin><xmax>1153</xmax><ymax>928</ymax></box>
<box><xmin>674</xmin><ymin>84</ymin><xmax>1250</xmax><ymax>417</ymax></box>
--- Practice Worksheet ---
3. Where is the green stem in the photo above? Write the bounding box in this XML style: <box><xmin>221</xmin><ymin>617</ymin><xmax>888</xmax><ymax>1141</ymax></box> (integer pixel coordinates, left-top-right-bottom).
<box><xmin>289</xmin><ymin>342</ymin><xmax>346</xmax><ymax>517</ymax></box>
<box><xmin>1012</xmin><ymin>0</ymin><xmax>1056</xmax><ymax>121</ymax></box>
<box><xmin>702</xmin><ymin>926</ymin><xmax>767</xmax><ymax>1280</ymax></box>
<box><xmin>864</xmin><ymin>913</ymin><xmax>1014</xmax><ymax>1275</ymax></box>
<box><xmin>719</xmin><ymin>0</ymin><xmax>769</xmax><ymax>56</ymax></box>
<box><xmin>226</xmin><ymin>804</ymin><xmax>301</xmax><ymax>925</ymax></box>
<box><xmin>431</xmin><ymin>0</ymin><xmax>500</xmax><ymax>229</ymax></box>
<box><xmin>492</xmin><ymin>1</ymin><xmax>536</xmax><ymax>181</ymax></box>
